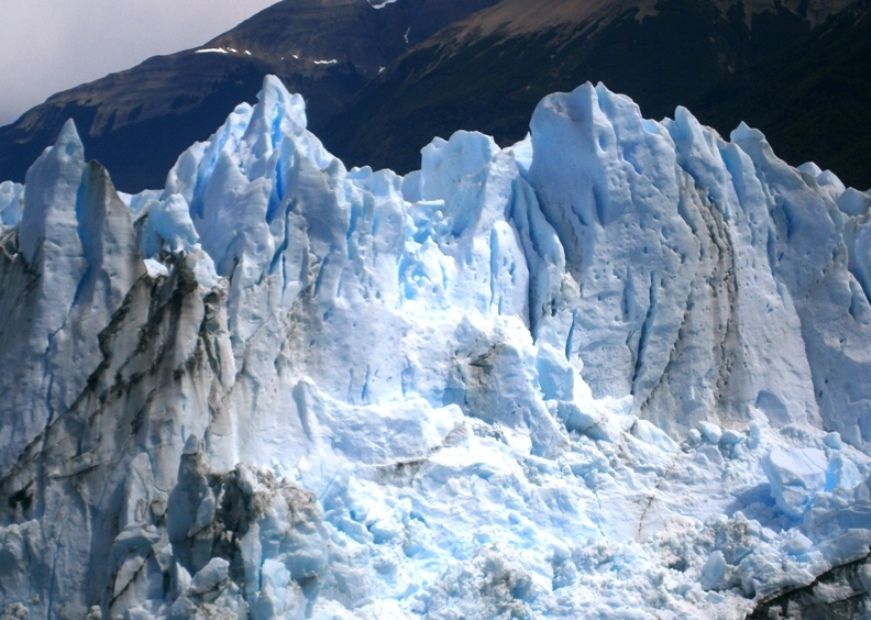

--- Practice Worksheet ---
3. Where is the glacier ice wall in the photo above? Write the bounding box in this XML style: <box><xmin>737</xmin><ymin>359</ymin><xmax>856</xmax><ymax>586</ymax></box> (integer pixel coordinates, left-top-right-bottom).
<box><xmin>0</xmin><ymin>180</ymin><xmax>23</xmax><ymax>229</ymax></box>
<box><xmin>0</xmin><ymin>75</ymin><xmax>870</xmax><ymax>618</ymax></box>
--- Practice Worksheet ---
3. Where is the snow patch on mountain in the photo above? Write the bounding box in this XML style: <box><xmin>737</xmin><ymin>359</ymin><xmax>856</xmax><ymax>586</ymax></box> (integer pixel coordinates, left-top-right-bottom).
<box><xmin>194</xmin><ymin>47</ymin><xmax>232</xmax><ymax>55</ymax></box>
<box><xmin>0</xmin><ymin>75</ymin><xmax>869</xmax><ymax>618</ymax></box>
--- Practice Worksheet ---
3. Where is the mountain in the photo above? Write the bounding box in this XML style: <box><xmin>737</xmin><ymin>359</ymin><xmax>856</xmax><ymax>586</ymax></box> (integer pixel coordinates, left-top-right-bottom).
<box><xmin>0</xmin><ymin>0</ymin><xmax>869</xmax><ymax>194</ymax></box>
<box><xmin>0</xmin><ymin>75</ymin><xmax>869</xmax><ymax>618</ymax></box>
<box><xmin>0</xmin><ymin>0</ymin><xmax>498</xmax><ymax>192</ymax></box>
<box><xmin>326</xmin><ymin>0</ymin><xmax>871</xmax><ymax>188</ymax></box>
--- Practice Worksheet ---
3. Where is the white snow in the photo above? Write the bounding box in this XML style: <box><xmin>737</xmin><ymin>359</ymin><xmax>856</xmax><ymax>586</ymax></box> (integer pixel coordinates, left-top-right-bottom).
<box><xmin>194</xmin><ymin>46</ymin><xmax>247</xmax><ymax>56</ymax></box>
<box><xmin>0</xmin><ymin>75</ymin><xmax>869</xmax><ymax>619</ymax></box>
<box><xmin>194</xmin><ymin>47</ymin><xmax>230</xmax><ymax>55</ymax></box>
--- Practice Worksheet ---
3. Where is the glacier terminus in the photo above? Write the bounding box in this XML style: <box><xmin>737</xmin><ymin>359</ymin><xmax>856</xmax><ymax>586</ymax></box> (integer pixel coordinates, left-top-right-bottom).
<box><xmin>0</xmin><ymin>75</ymin><xmax>870</xmax><ymax>618</ymax></box>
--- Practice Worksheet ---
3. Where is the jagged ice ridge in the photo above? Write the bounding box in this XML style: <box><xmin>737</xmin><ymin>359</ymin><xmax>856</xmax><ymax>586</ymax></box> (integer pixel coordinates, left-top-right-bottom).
<box><xmin>0</xmin><ymin>75</ymin><xmax>870</xmax><ymax>618</ymax></box>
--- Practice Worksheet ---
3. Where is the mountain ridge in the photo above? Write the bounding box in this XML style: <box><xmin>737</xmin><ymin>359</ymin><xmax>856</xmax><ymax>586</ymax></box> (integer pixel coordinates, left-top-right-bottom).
<box><xmin>0</xmin><ymin>0</ymin><xmax>869</xmax><ymax>192</ymax></box>
<box><xmin>0</xmin><ymin>0</ymin><xmax>498</xmax><ymax>192</ymax></box>
<box><xmin>323</xmin><ymin>0</ymin><xmax>871</xmax><ymax>188</ymax></box>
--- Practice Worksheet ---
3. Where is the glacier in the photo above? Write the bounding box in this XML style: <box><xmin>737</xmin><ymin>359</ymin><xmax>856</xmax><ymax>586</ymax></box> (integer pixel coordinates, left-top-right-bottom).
<box><xmin>0</xmin><ymin>74</ymin><xmax>870</xmax><ymax>619</ymax></box>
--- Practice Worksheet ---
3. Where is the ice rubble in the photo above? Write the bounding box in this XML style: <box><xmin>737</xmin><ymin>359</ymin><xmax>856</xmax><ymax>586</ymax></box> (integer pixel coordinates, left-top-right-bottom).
<box><xmin>0</xmin><ymin>75</ymin><xmax>870</xmax><ymax>618</ymax></box>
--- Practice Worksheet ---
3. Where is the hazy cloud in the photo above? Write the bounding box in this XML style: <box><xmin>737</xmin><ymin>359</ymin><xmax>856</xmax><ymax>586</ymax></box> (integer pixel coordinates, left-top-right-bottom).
<box><xmin>0</xmin><ymin>0</ymin><xmax>277</xmax><ymax>124</ymax></box>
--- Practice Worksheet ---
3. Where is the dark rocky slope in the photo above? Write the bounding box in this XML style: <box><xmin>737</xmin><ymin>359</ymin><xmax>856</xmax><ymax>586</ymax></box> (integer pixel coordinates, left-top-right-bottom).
<box><xmin>326</xmin><ymin>0</ymin><xmax>871</xmax><ymax>189</ymax></box>
<box><xmin>0</xmin><ymin>0</ymin><xmax>867</xmax><ymax>192</ymax></box>
<box><xmin>0</xmin><ymin>0</ymin><xmax>496</xmax><ymax>192</ymax></box>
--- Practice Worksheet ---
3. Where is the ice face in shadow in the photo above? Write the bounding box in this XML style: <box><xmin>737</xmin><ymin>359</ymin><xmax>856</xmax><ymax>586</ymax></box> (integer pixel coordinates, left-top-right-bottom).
<box><xmin>0</xmin><ymin>180</ymin><xmax>23</xmax><ymax>229</ymax></box>
<box><xmin>0</xmin><ymin>121</ymin><xmax>145</xmax><ymax>477</ymax></box>
<box><xmin>0</xmin><ymin>75</ymin><xmax>870</xmax><ymax>618</ymax></box>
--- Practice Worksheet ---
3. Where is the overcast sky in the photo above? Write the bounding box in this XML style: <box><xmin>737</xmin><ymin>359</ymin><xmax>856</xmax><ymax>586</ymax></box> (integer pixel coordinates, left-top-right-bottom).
<box><xmin>0</xmin><ymin>0</ymin><xmax>277</xmax><ymax>125</ymax></box>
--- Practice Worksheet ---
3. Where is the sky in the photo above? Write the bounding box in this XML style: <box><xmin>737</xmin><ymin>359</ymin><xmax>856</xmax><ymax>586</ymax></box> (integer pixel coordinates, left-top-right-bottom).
<box><xmin>0</xmin><ymin>0</ymin><xmax>277</xmax><ymax>125</ymax></box>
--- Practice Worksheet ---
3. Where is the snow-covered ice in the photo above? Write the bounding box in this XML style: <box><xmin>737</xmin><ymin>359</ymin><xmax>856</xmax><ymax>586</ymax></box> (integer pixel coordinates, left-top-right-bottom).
<box><xmin>0</xmin><ymin>75</ymin><xmax>869</xmax><ymax>618</ymax></box>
